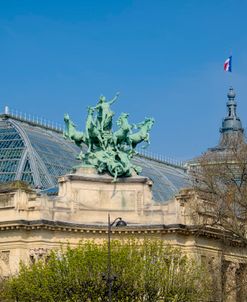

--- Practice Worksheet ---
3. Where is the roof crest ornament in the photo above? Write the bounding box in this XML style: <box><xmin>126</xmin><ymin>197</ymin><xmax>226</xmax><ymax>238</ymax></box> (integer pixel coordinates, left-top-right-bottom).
<box><xmin>1</xmin><ymin>106</ymin><xmax>63</xmax><ymax>132</ymax></box>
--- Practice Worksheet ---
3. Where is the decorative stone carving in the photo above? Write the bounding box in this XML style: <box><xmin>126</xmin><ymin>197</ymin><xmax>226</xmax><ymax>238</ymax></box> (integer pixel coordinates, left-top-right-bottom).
<box><xmin>222</xmin><ymin>260</ymin><xmax>240</xmax><ymax>302</ymax></box>
<box><xmin>0</xmin><ymin>250</ymin><xmax>10</xmax><ymax>265</ymax></box>
<box><xmin>29</xmin><ymin>248</ymin><xmax>49</xmax><ymax>263</ymax></box>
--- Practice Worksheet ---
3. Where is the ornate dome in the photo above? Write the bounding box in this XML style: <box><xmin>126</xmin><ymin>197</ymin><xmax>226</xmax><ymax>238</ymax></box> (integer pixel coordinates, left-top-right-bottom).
<box><xmin>219</xmin><ymin>87</ymin><xmax>244</xmax><ymax>147</ymax></box>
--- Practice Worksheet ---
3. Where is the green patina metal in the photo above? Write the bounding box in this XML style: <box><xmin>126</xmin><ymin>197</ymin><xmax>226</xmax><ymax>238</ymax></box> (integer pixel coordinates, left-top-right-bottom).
<box><xmin>63</xmin><ymin>93</ymin><xmax>154</xmax><ymax>181</ymax></box>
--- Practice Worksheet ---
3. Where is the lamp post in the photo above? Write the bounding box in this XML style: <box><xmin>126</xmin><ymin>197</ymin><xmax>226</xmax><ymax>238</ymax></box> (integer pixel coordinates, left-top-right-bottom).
<box><xmin>107</xmin><ymin>213</ymin><xmax>127</xmax><ymax>302</ymax></box>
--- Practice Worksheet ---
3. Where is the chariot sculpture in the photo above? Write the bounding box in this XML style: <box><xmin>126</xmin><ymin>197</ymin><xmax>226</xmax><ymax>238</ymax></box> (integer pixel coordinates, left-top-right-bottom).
<box><xmin>63</xmin><ymin>93</ymin><xmax>154</xmax><ymax>181</ymax></box>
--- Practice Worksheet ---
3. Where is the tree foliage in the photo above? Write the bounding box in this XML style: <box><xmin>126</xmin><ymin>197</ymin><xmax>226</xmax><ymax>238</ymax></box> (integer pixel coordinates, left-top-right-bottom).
<box><xmin>2</xmin><ymin>240</ymin><xmax>209</xmax><ymax>302</ymax></box>
<box><xmin>191</xmin><ymin>140</ymin><xmax>247</xmax><ymax>244</ymax></box>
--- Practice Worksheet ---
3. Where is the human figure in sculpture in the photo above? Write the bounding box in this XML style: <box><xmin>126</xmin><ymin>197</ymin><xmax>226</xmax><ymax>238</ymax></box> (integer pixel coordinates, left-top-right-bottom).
<box><xmin>94</xmin><ymin>93</ymin><xmax>119</xmax><ymax>131</ymax></box>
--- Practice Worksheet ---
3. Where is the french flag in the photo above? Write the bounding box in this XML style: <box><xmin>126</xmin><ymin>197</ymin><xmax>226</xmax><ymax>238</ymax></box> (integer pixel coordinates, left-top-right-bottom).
<box><xmin>224</xmin><ymin>56</ymin><xmax>232</xmax><ymax>72</ymax></box>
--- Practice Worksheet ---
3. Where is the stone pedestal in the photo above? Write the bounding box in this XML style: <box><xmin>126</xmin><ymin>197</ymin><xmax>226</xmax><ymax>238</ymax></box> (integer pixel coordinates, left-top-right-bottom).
<box><xmin>57</xmin><ymin>167</ymin><xmax>154</xmax><ymax>224</ymax></box>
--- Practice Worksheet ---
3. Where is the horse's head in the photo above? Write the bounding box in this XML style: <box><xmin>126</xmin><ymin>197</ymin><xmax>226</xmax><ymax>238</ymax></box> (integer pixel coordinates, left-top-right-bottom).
<box><xmin>87</xmin><ymin>106</ymin><xmax>94</xmax><ymax>114</ymax></box>
<box><xmin>117</xmin><ymin>113</ymin><xmax>129</xmax><ymax>126</ymax></box>
<box><xmin>64</xmin><ymin>113</ymin><xmax>76</xmax><ymax>128</ymax></box>
<box><xmin>136</xmin><ymin>119</ymin><xmax>145</xmax><ymax>129</ymax></box>
<box><xmin>146</xmin><ymin>117</ymin><xmax>155</xmax><ymax>124</ymax></box>
<box><xmin>121</xmin><ymin>112</ymin><xmax>129</xmax><ymax>119</ymax></box>
<box><xmin>145</xmin><ymin>117</ymin><xmax>155</xmax><ymax>129</ymax></box>
<box><xmin>64</xmin><ymin>113</ymin><xmax>70</xmax><ymax>122</ymax></box>
<box><xmin>136</xmin><ymin>117</ymin><xmax>154</xmax><ymax>130</ymax></box>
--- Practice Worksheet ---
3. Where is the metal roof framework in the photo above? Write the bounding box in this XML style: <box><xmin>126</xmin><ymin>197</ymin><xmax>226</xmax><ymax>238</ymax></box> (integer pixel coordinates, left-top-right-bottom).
<box><xmin>0</xmin><ymin>116</ymin><xmax>80</xmax><ymax>189</ymax></box>
<box><xmin>0</xmin><ymin>114</ymin><xmax>189</xmax><ymax>202</ymax></box>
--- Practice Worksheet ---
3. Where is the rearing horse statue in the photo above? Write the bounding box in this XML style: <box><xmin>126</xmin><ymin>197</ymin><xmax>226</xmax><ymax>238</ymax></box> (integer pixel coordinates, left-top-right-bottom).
<box><xmin>63</xmin><ymin>113</ymin><xmax>86</xmax><ymax>159</ymax></box>
<box><xmin>113</xmin><ymin>113</ymin><xmax>134</xmax><ymax>148</ymax></box>
<box><xmin>63</xmin><ymin>93</ymin><xmax>154</xmax><ymax>181</ymax></box>
<box><xmin>63</xmin><ymin>113</ymin><xmax>85</xmax><ymax>146</ymax></box>
<box><xmin>85</xmin><ymin>106</ymin><xmax>103</xmax><ymax>152</ymax></box>
<box><xmin>129</xmin><ymin>117</ymin><xmax>155</xmax><ymax>150</ymax></box>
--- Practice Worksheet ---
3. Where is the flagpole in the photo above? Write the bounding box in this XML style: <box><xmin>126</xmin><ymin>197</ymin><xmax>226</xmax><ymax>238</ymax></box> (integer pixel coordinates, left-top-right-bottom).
<box><xmin>229</xmin><ymin>50</ymin><xmax>232</xmax><ymax>88</ymax></box>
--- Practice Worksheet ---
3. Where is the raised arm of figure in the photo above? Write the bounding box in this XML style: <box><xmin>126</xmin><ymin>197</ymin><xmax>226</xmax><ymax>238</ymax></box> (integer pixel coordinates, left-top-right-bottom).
<box><xmin>109</xmin><ymin>92</ymin><xmax>120</xmax><ymax>105</ymax></box>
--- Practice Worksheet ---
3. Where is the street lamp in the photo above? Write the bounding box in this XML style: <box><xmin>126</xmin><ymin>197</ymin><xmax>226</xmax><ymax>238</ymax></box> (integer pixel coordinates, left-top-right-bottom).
<box><xmin>107</xmin><ymin>213</ymin><xmax>127</xmax><ymax>302</ymax></box>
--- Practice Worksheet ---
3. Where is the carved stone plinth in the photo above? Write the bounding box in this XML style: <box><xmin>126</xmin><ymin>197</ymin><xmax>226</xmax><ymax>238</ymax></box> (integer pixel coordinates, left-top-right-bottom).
<box><xmin>57</xmin><ymin>167</ymin><xmax>154</xmax><ymax>224</ymax></box>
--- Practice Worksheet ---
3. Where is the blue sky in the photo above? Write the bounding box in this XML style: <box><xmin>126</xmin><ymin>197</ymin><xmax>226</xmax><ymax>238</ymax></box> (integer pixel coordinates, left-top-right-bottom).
<box><xmin>0</xmin><ymin>0</ymin><xmax>247</xmax><ymax>160</ymax></box>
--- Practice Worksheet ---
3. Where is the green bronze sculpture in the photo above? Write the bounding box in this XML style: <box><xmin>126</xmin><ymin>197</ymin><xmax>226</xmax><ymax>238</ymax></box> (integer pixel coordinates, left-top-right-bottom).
<box><xmin>63</xmin><ymin>94</ymin><xmax>154</xmax><ymax>181</ymax></box>
<box><xmin>94</xmin><ymin>93</ymin><xmax>119</xmax><ymax>131</ymax></box>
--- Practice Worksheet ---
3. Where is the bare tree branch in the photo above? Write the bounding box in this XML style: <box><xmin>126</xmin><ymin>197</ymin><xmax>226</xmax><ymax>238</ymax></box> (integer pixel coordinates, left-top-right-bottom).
<box><xmin>190</xmin><ymin>138</ymin><xmax>247</xmax><ymax>246</ymax></box>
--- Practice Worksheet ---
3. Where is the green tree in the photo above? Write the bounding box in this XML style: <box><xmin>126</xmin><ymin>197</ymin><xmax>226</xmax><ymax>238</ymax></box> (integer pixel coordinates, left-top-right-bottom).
<box><xmin>2</xmin><ymin>240</ymin><xmax>210</xmax><ymax>302</ymax></box>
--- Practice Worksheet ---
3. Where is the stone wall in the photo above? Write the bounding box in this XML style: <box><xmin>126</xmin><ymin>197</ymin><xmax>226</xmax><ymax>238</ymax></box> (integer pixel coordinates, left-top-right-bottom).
<box><xmin>0</xmin><ymin>173</ymin><xmax>247</xmax><ymax>301</ymax></box>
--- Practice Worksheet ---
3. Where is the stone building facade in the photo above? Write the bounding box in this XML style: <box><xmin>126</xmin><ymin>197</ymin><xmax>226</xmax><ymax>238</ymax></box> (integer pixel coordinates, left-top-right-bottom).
<box><xmin>0</xmin><ymin>171</ymin><xmax>247</xmax><ymax>302</ymax></box>
<box><xmin>0</xmin><ymin>87</ymin><xmax>247</xmax><ymax>301</ymax></box>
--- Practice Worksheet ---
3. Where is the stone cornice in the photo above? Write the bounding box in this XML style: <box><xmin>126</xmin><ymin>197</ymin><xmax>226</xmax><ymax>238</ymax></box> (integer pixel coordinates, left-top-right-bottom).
<box><xmin>59</xmin><ymin>173</ymin><xmax>151</xmax><ymax>184</ymax></box>
<box><xmin>0</xmin><ymin>219</ymin><xmax>244</xmax><ymax>246</ymax></box>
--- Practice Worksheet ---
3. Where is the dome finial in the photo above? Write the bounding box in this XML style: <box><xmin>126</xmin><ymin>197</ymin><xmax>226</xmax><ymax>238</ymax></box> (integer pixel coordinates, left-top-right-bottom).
<box><xmin>227</xmin><ymin>86</ymin><xmax>236</xmax><ymax>99</ymax></box>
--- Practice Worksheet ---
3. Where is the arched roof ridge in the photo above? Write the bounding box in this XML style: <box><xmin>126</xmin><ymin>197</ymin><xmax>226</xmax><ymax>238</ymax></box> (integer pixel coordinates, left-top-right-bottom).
<box><xmin>9</xmin><ymin>119</ymin><xmax>54</xmax><ymax>188</ymax></box>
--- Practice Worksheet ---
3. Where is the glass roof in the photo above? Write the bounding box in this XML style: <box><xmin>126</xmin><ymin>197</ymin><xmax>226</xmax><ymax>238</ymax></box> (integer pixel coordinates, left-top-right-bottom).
<box><xmin>0</xmin><ymin>120</ymin><xmax>25</xmax><ymax>183</ymax></box>
<box><xmin>0</xmin><ymin>115</ymin><xmax>190</xmax><ymax>202</ymax></box>
<box><xmin>134</xmin><ymin>156</ymin><xmax>190</xmax><ymax>202</ymax></box>
<box><xmin>0</xmin><ymin>116</ymin><xmax>80</xmax><ymax>189</ymax></box>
